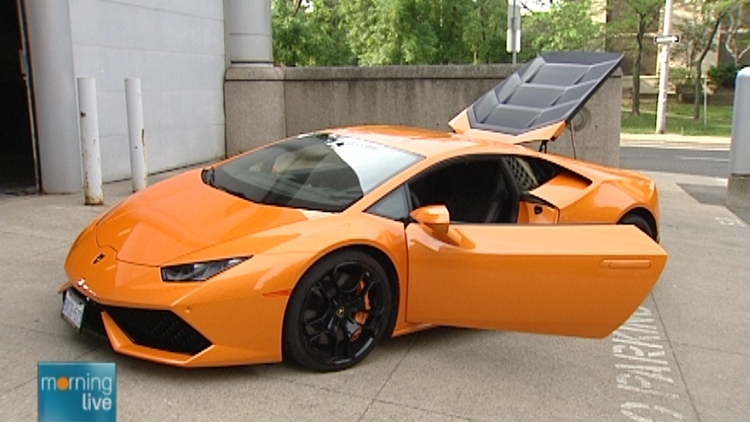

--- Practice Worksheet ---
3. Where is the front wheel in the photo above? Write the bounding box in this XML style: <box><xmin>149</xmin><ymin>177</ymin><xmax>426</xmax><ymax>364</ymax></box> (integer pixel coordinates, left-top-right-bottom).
<box><xmin>283</xmin><ymin>250</ymin><xmax>393</xmax><ymax>371</ymax></box>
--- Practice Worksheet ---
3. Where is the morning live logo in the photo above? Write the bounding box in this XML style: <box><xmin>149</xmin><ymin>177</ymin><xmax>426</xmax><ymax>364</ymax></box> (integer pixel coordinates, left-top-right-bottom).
<box><xmin>38</xmin><ymin>362</ymin><xmax>116</xmax><ymax>422</ymax></box>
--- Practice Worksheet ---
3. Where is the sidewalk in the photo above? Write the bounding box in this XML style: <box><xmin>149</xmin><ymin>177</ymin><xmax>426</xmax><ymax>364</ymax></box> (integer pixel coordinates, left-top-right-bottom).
<box><xmin>621</xmin><ymin>132</ymin><xmax>731</xmax><ymax>148</ymax></box>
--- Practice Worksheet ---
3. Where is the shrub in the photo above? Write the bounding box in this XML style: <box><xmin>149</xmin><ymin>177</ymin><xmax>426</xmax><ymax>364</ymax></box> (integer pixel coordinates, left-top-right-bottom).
<box><xmin>669</xmin><ymin>67</ymin><xmax>693</xmax><ymax>85</ymax></box>
<box><xmin>708</xmin><ymin>63</ymin><xmax>738</xmax><ymax>88</ymax></box>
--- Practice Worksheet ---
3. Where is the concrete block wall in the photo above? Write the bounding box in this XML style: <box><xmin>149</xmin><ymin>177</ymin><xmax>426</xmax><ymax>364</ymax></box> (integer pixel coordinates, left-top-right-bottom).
<box><xmin>69</xmin><ymin>0</ymin><xmax>226</xmax><ymax>182</ymax></box>
<box><xmin>225</xmin><ymin>65</ymin><xmax>622</xmax><ymax>167</ymax></box>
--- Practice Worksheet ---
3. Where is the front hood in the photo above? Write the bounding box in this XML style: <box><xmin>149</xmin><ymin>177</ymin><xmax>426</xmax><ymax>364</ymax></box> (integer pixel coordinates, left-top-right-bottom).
<box><xmin>96</xmin><ymin>169</ymin><xmax>320</xmax><ymax>266</ymax></box>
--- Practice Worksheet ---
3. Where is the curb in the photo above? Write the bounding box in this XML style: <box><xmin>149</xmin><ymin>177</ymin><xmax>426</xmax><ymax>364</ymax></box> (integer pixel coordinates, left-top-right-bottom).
<box><xmin>620</xmin><ymin>133</ymin><xmax>731</xmax><ymax>148</ymax></box>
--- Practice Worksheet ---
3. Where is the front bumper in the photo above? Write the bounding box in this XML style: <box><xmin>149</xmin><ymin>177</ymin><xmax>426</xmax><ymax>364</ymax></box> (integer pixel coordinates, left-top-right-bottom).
<box><xmin>67</xmin><ymin>288</ymin><xmax>211</xmax><ymax>355</ymax></box>
<box><xmin>59</xmin><ymin>271</ymin><xmax>290</xmax><ymax>367</ymax></box>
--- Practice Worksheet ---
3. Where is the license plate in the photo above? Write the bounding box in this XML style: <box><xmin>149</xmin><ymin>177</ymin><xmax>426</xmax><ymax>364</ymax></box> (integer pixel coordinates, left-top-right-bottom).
<box><xmin>62</xmin><ymin>290</ymin><xmax>86</xmax><ymax>331</ymax></box>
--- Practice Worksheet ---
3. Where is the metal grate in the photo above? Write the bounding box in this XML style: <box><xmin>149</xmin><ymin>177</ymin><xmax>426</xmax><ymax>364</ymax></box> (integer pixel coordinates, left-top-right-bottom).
<box><xmin>81</xmin><ymin>302</ymin><xmax>107</xmax><ymax>338</ymax></box>
<box><xmin>507</xmin><ymin>157</ymin><xmax>538</xmax><ymax>192</ymax></box>
<box><xmin>104</xmin><ymin>306</ymin><xmax>211</xmax><ymax>356</ymax></box>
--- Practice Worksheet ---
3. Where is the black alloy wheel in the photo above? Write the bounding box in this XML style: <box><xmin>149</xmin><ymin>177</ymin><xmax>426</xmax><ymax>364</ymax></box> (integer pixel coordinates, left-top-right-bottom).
<box><xmin>283</xmin><ymin>250</ymin><xmax>393</xmax><ymax>371</ymax></box>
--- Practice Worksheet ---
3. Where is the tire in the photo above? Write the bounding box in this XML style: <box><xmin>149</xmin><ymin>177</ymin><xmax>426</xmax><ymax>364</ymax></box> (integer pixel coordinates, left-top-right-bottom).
<box><xmin>283</xmin><ymin>250</ymin><xmax>393</xmax><ymax>371</ymax></box>
<box><xmin>618</xmin><ymin>213</ymin><xmax>655</xmax><ymax>240</ymax></box>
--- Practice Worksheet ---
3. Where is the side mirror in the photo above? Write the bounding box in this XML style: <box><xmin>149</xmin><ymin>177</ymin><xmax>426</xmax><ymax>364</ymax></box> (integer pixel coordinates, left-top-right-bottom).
<box><xmin>410</xmin><ymin>205</ymin><xmax>464</xmax><ymax>245</ymax></box>
<box><xmin>410</xmin><ymin>205</ymin><xmax>450</xmax><ymax>234</ymax></box>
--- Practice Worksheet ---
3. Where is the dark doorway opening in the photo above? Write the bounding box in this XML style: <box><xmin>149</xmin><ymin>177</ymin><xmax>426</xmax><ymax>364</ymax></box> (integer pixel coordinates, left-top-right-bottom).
<box><xmin>1</xmin><ymin>1</ymin><xmax>36</xmax><ymax>194</ymax></box>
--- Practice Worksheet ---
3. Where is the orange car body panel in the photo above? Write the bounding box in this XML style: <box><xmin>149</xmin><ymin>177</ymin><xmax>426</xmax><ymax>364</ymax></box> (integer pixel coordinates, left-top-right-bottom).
<box><xmin>406</xmin><ymin>223</ymin><xmax>666</xmax><ymax>337</ymax></box>
<box><xmin>516</xmin><ymin>201</ymin><xmax>559</xmax><ymax>224</ymax></box>
<box><xmin>62</xmin><ymin>125</ymin><xmax>665</xmax><ymax>367</ymax></box>
<box><xmin>535</xmin><ymin>154</ymin><xmax>660</xmax><ymax>227</ymax></box>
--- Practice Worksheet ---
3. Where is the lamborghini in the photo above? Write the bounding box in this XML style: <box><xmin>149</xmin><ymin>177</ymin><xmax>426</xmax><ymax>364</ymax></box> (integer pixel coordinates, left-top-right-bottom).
<box><xmin>59</xmin><ymin>52</ymin><xmax>668</xmax><ymax>371</ymax></box>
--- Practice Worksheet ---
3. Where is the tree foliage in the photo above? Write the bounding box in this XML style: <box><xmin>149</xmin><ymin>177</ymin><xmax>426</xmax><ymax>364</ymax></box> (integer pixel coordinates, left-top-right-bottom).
<box><xmin>674</xmin><ymin>0</ymin><xmax>737</xmax><ymax>119</ymax></box>
<box><xmin>524</xmin><ymin>0</ymin><xmax>604</xmax><ymax>52</ymax></box>
<box><xmin>462</xmin><ymin>0</ymin><xmax>510</xmax><ymax>64</ymax></box>
<box><xmin>340</xmin><ymin>0</ymin><xmax>438</xmax><ymax>64</ymax></box>
<box><xmin>271</xmin><ymin>0</ymin><xmax>604</xmax><ymax>66</ymax></box>
<box><xmin>272</xmin><ymin>0</ymin><xmax>312</xmax><ymax>66</ymax></box>
<box><xmin>708</xmin><ymin>62</ymin><xmax>739</xmax><ymax>87</ymax></box>
<box><xmin>428</xmin><ymin>0</ymin><xmax>475</xmax><ymax>64</ymax></box>
<box><xmin>272</xmin><ymin>0</ymin><xmax>357</xmax><ymax>66</ymax></box>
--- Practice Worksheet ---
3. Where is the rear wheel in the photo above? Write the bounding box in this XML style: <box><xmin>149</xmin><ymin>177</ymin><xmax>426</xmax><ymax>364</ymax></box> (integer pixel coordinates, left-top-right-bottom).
<box><xmin>618</xmin><ymin>213</ymin><xmax>655</xmax><ymax>239</ymax></box>
<box><xmin>283</xmin><ymin>250</ymin><xmax>393</xmax><ymax>371</ymax></box>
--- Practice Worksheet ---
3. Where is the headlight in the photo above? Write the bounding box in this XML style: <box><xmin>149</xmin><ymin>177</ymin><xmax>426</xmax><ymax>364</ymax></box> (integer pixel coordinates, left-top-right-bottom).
<box><xmin>160</xmin><ymin>257</ymin><xmax>248</xmax><ymax>282</ymax></box>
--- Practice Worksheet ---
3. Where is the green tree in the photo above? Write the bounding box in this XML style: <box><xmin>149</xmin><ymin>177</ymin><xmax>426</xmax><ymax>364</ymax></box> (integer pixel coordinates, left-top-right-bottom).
<box><xmin>723</xmin><ymin>0</ymin><xmax>750</xmax><ymax>67</ymax></box>
<box><xmin>306</xmin><ymin>0</ymin><xmax>358</xmax><ymax>65</ymax></box>
<box><xmin>272</xmin><ymin>0</ymin><xmax>357</xmax><ymax>66</ymax></box>
<box><xmin>671</xmin><ymin>8</ymin><xmax>703</xmax><ymax>74</ymax></box>
<box><xmin>341</xmin><ymin>0</ymin><xmax>438</xmax><ymax>65</ymax></box>
<box><xmin>272</xmin><ymin>0</ymin><xmax>534</xmax><ymax>66</ymax></box>
<box><xmin>272</xmin><ymin>0</ymin><xmax>313</xmax><ymax>66</ymax></box>
<box><xmin>609</xmin><ymin>0</ymin><xmax>663</xmax><ymax>116</ymax></box>
<box><xmin>675</xmin><ymin>0</ymin><xmax>735</xmax><ymax>119</ymax></box>
<box><xmin>427</xmin><ymin>0</ymin><xmax>474</xmax><ymax>64</ymax></box>
<box><xmin>462</xmin><ymin>0</ymin><xmax>509</xmax><ymax>64</ymax></box>
<box><xmin>524</xmin><ymin>0</ymin><xmax>604</xmax><ymax>52</ymax></box>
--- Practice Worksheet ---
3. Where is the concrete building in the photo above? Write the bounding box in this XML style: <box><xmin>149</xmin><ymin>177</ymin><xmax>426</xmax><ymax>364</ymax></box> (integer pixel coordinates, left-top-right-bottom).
<box><xmin>2</xmin><ymin>0</ymin><xmax>270</xmax><ymax>194</ymax></box>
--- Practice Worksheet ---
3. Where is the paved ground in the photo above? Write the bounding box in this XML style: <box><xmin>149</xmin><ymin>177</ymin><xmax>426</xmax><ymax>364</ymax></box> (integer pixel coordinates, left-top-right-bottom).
<box><xmin>1</xmin><ymin>144</ymin><xmax>749</xmax><ymax>421</ymax></box>
<box><xmin>621</xmin><ymin>146</ymin><xmax>729</xmax><ymax>178</ymax></box>
<box><xmin>620</xmin><ymin>133</ymin><xmax>732</xmax><ymax>149</ymax></box>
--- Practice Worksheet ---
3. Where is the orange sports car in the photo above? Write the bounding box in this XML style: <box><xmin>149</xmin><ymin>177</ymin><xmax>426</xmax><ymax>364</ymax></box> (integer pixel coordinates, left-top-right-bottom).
<box><xmin>59</xmin><ymin>52</ymin><xmax>667</xmax><ymax>371</ymax></box>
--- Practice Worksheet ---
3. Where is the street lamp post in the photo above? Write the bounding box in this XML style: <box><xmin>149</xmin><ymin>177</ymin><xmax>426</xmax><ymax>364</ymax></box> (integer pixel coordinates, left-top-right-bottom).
<box><xmin>507</xmin><ymin>0</ymin><xmax>521</xmax><ymax>65</ymax></box>
<box><xmin>655</xmin><ymin>0</ymin><xmax>674</xmax><ymax>134</ymax></box>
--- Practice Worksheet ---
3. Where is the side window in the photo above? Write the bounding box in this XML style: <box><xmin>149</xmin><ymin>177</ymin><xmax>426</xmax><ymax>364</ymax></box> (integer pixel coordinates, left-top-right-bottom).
<box><xmin>504</xmin><ymin>156</ymin><xmax>559</xmax><ymax>192</ymax></box>
<box><xmin>407</xmin><ymin>158</ymin><xmax>511</xmax><ymax>223</ymax></box>
<box><xmin>367</xmin><ymin>185</ymin><xmax>409</xmax><ymax>221</ymax></box>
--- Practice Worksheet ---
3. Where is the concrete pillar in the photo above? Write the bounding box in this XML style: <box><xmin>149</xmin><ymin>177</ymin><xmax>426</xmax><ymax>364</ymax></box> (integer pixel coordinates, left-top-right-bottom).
<box><xmin>77</xmin><ymin>77</ymin><xmax>103</xmax><ymax>205</ymax></box>
<box><xmin>728</xmin><ymin>68</ymin><xmax>750</xmax><ymax>208</ymax></box>
<box><xmin>125</xmin><ymin>78</ymin><xmax>148</xmax><ymax>192</ymax></box>
<box><xmin>227</xmin><ymin>0</ymin><xmax>273</xmax><ymax>66</ymax></box>
<box><xmin>24</xmin><ymin>0</ymin><xmax>82</xmax><ymax>193</ymax></box>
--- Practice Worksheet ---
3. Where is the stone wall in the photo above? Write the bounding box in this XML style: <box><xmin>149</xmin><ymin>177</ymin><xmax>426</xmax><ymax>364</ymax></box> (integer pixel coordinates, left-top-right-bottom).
<box><xmin>225</xmin><ymin>65</ymin><xmax>622</xmax><ymax>166</ymax></box>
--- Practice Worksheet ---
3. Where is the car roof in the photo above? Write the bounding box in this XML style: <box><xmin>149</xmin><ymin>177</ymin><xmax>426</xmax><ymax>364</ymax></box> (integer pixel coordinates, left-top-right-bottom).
<box><xmin>325</xmin><ymin>125</ymin><xmax>530</xmax><ymax>158</ymax></box>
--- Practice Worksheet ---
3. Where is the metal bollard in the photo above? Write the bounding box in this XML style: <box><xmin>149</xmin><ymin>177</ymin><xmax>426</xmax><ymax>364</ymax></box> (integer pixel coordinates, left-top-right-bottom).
<box><xmin>125</xmin><ymin>78</ymin><xmax>148</xmax><ymax>192</ymax></box>
<box><xmin>727</xmin><ymin>68</ymin><xmax>750</xmax><ymax>208</ymax></box>
<box><xmin>77</xmin><ymin>77</ymin><xmax>104</xmax><ymax>205</ymax></box>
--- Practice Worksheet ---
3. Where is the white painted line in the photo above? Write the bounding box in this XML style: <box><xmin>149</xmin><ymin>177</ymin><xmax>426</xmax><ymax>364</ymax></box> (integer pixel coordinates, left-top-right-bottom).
<box><xmin>677</xmin><ymin>156</ymin><xmax>729</xmax><ymax>162</ymax></box>
<box><xmin>715</xmin><ymin>217</ymin><xmax>747</xmax><ymax>227</ymax></box>
<box><xmin>621</xmin><ymin>402</ymin><xmax>686</xmax><ymax>422</ymax></box>
<box><xmin>621</xmin><ymin>144</ymin><xmax>730</xmax><ymax>151</ymax></box>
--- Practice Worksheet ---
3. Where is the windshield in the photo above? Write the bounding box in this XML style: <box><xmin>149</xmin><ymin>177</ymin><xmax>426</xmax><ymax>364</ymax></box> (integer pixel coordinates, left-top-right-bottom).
<box><xmin>206</xmin><ymin>133</ymin><xmax>422</xmax><ymax>212</ymax></box>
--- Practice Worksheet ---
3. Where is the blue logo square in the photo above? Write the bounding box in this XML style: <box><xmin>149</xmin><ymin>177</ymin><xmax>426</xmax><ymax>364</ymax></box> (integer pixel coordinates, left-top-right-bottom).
<box><xmin>38</xmin><ymin>362</ymin><xmax>116</xmax><ymax>422</ymax></box>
